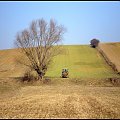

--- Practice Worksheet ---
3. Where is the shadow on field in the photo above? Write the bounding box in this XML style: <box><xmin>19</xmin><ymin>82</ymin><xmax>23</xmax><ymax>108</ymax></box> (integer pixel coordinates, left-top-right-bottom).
<box><xmin>70</xmin><ymin>77</ymin><xmax>120</xmax><ymax>87</ymax></box>
<box><xmin>2</xmin><ymin>76</ymin><xmax>120</xmax><ymax>87</ymax></box>
<box><xmin>11</xmin><ymin>76</ymin><xmax>52</xmax><ymax>85</ymax></box>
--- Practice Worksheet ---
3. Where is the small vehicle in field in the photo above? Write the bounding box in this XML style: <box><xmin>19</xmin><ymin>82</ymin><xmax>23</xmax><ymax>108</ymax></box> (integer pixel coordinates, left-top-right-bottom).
<box><xmin>61</xmin><ymin>68</ymin><xmax>69</xmax><ymax>78</ymax></box>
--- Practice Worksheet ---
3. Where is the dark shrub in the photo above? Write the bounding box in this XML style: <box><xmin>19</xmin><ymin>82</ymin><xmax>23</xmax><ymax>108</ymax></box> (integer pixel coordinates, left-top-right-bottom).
<box><xmin>22</xmin><ymin>70</ymin><xmax>39</xmax><ymax>82</ymax></box>
<box><xmin>90</xmin><ymin>38</ymin><xmax>100</xmax><ymax>48</ymax></box>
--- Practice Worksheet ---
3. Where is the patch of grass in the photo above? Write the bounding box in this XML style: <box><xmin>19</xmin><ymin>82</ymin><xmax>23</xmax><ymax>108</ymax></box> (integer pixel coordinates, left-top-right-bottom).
<box><xmin>46</xmin><ymin>45</ymin><xmax>119</xmax><ymax>78</ymax></box>
<box><xmin>0</xmin><ymin>45</ymin><xmax>119</xmax><ymax>79</ymax></box>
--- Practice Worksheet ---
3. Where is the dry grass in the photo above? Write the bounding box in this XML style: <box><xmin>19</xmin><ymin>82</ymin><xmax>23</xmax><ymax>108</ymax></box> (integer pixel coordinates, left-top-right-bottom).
<box><xmin>99</xmin><ymin>42</ymin><xmax>120</xmax><ymax>73</ymax></box>
<box><xmin>0</xmin><ymin>45</ymin><xmax>119</xmax><ymax>79</ymax></box>
<box><xmin>0</xmin><ymin>48</ymin><xmax>26</xmax><ymax>78</ymax></box>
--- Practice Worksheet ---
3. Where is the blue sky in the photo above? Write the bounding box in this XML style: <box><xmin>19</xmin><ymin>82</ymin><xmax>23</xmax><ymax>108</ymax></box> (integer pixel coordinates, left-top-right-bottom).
<box><xmin>0</xmin><ymin>1</ymin><xmax>120</xmax><ymax>50</ymax></box>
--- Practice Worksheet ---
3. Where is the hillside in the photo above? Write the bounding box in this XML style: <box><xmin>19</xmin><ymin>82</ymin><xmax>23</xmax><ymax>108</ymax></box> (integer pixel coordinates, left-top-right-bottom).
<box><xmin>0</xmin><ymin>45</ymin><xmax>120</xmax><ymax>119</ymax></box>
<box><xmin>98</xmin><ymin>42</ymin><xmax>120</xmax><ymax>74</ymax></box>
<box><xmin>46</xmin><ymin>45</ymin><xmax>119</xmax><ymax>78</ymax></box>
<box><xmin>0</xmin><ymin>45</ymin><xmax>119</xmax><ymax>79</ymax></box>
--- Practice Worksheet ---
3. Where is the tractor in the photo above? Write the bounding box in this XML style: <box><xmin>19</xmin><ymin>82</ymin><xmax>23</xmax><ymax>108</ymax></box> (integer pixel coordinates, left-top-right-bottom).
<box><xmin>61</xmin><ymin>68</ymin><xmax>69</xmax><ymax>78</ymax></box>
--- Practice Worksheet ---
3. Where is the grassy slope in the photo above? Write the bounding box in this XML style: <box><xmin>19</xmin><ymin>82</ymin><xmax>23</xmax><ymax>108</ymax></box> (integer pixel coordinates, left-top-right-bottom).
<box><xmin>99</xmin><ymin>42</ymin><xmax>120</xmax><ymax>72</ymax></box>
<box><xmin>46</xmin><ymin>45</ymin><xmax>118</xmax><ymax>78</ymax></box>
<box><xmin>0</xmin><ymin>45</ymin><xmax>119</xmax><ymax>79</ymax></box>
<box><xmin>0</xmin><ymin>45</ymin><xmax>119</xmax><ymax>78</ymax></box>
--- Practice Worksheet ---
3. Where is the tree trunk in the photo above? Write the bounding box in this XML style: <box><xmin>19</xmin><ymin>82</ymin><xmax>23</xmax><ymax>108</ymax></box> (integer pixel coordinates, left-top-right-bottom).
<box><xmin>36</xmin><ymin>69</ymin><xmax>44</xmax><ymax>80</ymax></box>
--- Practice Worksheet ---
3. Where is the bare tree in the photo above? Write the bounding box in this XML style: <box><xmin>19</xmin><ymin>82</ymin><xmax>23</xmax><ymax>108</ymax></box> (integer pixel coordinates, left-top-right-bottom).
<box><xmin>15</xmin><ymin>18</ymin><xmax>66</xmax><ymax>79</ymax></box>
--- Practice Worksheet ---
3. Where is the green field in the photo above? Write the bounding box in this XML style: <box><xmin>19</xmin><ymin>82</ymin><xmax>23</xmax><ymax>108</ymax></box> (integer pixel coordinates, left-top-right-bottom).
<box><xmin>46</xmin><ymin>45</ymin><xmax>118</xmax><ymax>78</ymax></box>
<box><xmin>0</xmin><ymin>45</ymin><xmax>119</xmax><ymax>79</ymax></box>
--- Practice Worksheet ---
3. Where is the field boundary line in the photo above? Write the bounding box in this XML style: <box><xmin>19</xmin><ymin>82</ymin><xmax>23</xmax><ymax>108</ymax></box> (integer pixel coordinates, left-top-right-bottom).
<box><xmin>97</xmin><ymin>46</ymin><xmax>120</xmax><ymax>75</ymax></box>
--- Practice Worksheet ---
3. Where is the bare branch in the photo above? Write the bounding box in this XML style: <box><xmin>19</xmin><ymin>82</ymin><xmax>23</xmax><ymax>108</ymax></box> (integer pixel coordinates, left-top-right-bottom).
<box><xmin>15</xmin><ymin>18</ymin><xmax>66</xmax><ymax>79</ymax></box>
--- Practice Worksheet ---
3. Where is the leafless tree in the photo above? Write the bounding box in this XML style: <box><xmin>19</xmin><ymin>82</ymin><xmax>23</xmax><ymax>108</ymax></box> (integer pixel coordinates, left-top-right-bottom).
<box><xmin>15</xmin><ymin>18</ymin><xmax>66</xmax><ymax>79</ymax></box>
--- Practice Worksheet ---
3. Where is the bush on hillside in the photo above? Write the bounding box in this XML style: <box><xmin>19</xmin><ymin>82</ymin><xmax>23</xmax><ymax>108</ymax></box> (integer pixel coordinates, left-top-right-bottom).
<box><xmin>90</xmin><ymin>38</ymin><xmax>100</xmax><ymax>48</ymax></box>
